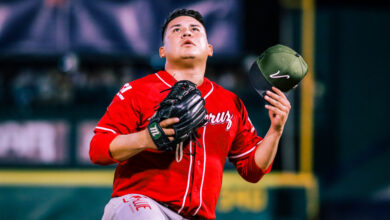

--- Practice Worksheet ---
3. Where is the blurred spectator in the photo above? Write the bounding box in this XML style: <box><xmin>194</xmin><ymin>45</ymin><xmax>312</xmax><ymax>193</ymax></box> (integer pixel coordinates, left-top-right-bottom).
<box><xmin>11</xmin><ymin>69</ymin><xmax>36</xmax><ymax>108</ymax></box>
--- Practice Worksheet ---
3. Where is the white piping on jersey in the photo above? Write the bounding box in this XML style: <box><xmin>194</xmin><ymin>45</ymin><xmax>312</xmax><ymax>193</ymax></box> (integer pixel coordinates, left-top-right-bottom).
<box><xmin>193</xmin><ymin>126</ymin><xmax>207</xmax><ymax>216</ymax></box>
<box><xmin>155</xmin><ymin>72</ymin><xmax>214</xmax><ymax>100</ymax></box>
<box><xmin>155</xmin><ymin>73</ymin><xmax>172</xmax><ymax>88</ymax></box>
<box><xmin>95</xmin><ymin>126</ymin><xmax>117</xmax><ymax>134</ymax></box>
<box><xmin>175</xmin><ymin>142</ymin><xmax>184</xmax><ymax>162</ymax></box>
<box><xmin>203</xmin><ymin>82</ymin><xmax>214</xmax><ymax>100</ymax></box>
<box><xmin>228</xmin><ymin>140</ymin><xmax>263</xmax><ymax>159</ymax></box>
<box><xmin>178</xmin><ymin>141</ymin><xmax>193</xmax><ymax>214</ymax></box>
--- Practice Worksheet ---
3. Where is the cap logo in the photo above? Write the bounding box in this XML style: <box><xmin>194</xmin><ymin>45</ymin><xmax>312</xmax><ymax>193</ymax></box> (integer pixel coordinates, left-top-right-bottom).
<box><xmin>270</xmin><ymin>70</ymin><xmax>290</xmax><ymax>79</ymax></box>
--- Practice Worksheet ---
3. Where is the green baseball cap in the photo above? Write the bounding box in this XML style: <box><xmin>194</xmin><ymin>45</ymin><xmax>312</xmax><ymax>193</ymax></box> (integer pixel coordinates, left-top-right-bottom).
<box><xmin>248</xmin><ymin>44</ymin><xmax>308</xmax><ymax>97</ymax></box>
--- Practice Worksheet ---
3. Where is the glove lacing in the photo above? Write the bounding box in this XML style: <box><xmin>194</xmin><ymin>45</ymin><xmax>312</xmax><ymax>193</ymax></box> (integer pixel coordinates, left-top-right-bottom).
<box><xmin>175</xmin><ymin>131</ymin><xmax>203</xmax><ymax>163</ymax></box>
<box><xmin>175</xmin><ymin>142</ymin><xmax>184</xmax><ymax>162</ymax></box>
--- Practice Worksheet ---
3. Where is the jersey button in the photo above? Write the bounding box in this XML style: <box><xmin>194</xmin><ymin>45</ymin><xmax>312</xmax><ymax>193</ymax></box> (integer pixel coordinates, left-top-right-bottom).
<box><xmin>197</xmin><ymin>160</ymin><xmax>201</xmax><ymax>166</ymax></box>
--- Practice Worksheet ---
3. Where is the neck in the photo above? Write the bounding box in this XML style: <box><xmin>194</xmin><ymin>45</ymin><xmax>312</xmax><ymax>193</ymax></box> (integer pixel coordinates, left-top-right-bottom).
<box><xmin>164</xmin><ymin>61</ymin><xmax>206</xmax><ymax>86</ymax></box>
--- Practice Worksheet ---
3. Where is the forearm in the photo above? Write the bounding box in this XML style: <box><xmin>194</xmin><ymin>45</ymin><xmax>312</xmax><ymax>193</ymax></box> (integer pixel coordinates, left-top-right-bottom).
<box><xmin>254</xmin><ymin>87</ymin><xmax>290</xmax><ymax>170</ymax></box>
<box><xmin>109</xmin><ymin>129</ymin><xmax>156</xmax><ymax>161</ymax></box>
<box><xmin>254</xmin><ymin>129</ymin><xmax>282</xmax><ymax>171</ymax></box>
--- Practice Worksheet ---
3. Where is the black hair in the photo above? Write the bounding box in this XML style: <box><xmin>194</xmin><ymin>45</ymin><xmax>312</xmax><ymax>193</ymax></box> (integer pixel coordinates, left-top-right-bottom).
<box><xmin>161</xmin><ymin>9</ymin><xmax>205</xmax><ymax>42</ymax></box>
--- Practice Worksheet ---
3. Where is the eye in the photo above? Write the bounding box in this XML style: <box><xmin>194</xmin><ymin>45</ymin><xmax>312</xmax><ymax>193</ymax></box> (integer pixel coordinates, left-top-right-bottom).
<box><xmin>192</xmin><ymin>27</ymin><xmax>200</xmax><ymax>31</ymax></box>
<box><xmin>173</xmin><ymin>28</ymin><xmax>180</xmax><ymax>32</ymax></box>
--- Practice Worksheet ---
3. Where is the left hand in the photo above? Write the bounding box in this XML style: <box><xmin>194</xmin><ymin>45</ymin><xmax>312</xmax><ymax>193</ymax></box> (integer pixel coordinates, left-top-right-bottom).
<box><xmin>264</xmin><ymin>87</ymin><xmax>291</xmax><ymax>134</ymax></box>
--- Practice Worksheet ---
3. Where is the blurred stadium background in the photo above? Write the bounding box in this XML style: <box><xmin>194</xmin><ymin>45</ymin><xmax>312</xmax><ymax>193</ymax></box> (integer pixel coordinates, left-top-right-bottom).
<box><xmin>0</xmin><ymin>0</ymin><xmax>389</xmax><ymax>219</ymax></box>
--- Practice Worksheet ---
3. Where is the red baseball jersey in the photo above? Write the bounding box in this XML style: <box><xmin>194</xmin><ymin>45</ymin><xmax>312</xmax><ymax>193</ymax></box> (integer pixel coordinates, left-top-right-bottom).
<box><xmin>90</xmin><ymin>70</ymin><xmax>272</xmax><ymax>219</ymax></box>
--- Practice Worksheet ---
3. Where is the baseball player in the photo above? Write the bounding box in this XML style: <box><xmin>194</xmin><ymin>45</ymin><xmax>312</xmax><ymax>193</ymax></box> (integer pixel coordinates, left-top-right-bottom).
<box><xmin>90</xmin><ymin>9</ymin><xmax>291</xmax><ymax>220</ymax></box>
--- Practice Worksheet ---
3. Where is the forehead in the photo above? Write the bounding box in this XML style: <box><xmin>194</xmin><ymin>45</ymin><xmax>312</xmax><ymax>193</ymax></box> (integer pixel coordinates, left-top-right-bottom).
<box><xmin>167</xmin><ymin>16</ymin><xmax>204</xmax><ymax>29</ymax></box>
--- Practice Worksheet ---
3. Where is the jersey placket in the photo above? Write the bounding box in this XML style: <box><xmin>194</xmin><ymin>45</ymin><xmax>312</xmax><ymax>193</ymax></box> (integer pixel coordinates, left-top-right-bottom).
<box><xmin>187</xmin><ymin>126</ymin><xmax>207</xmax><ymax>216</ymax></box>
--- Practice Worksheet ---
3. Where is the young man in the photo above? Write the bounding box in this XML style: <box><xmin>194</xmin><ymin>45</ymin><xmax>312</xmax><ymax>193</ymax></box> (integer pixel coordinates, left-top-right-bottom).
<box><xmin>90</xmin><ymin>9</ymin><xmax>291</xmax><ymax>220</ymax></box>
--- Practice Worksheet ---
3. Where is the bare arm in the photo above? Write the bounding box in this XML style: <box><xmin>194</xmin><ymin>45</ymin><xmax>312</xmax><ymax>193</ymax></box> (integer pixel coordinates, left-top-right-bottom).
<box><xmin>109</xmin><ymin>117</ymin><xmax>179</xmax><ymax>161</ymax></box>
<box><xmin>254</xmin><ymin>87</ymin><xmax>291</xmax><ymax>170</ymax></box>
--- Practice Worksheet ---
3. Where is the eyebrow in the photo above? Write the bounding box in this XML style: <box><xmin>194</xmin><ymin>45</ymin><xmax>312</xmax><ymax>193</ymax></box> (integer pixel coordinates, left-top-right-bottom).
<box><xmin>168</xmin><ymin>24</ymin><xmax>201</xmax><ymax>30</ymax></box>
<box><xmin>168</xmin><ymin>24</ymin><xmax>182</xmax><ymax>30</ymax></box>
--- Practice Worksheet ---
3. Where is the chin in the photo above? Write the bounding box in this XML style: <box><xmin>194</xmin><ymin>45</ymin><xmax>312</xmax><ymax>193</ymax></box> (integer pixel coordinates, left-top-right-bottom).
<box><xmin>181</xmin><ymin>55</ymin><xmax>196</xmax><ymax>59</ymax></box>
<box><xmin>180</xmin><ymin>51</ymin><xmax>201</xmax><ymax>60</ymax></box>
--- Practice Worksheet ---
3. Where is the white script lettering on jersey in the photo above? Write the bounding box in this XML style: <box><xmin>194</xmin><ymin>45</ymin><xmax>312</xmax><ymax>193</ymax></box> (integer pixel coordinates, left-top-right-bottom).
<box><xmin>205</xmin><ymin>110</ymin><xmax>233</xmax><ymax>131</ymax></box>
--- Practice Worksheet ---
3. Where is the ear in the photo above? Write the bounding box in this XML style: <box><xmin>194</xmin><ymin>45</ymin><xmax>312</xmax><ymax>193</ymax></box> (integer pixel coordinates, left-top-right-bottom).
<box><xmin>208</xmin><ymin>44</ymin><xmax>214</xmax><ymax>57</ymax></box>
<box><xmin>159</xmin><ymin>46</ymin><xmax>165</xmax><ymax>58</ymax></box>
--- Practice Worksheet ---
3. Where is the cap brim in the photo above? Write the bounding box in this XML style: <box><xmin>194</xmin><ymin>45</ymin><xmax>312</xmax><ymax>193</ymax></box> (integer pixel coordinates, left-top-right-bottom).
<box><xmin>248</xmin><ymin>61</ymin><xmax>273</xmax><ymax>98</ymax></box>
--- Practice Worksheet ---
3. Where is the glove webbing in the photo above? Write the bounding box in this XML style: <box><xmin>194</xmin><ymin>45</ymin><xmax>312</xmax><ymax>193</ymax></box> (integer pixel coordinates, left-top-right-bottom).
<box><xmin>148</xmin><ymin>86</ymin><xmax>198</xmax><ymax>152</ymax></box>
<box><xmin>148</xmin><ymin>80</ymin><xmax>206</xmax><ymax>151</ymax></box>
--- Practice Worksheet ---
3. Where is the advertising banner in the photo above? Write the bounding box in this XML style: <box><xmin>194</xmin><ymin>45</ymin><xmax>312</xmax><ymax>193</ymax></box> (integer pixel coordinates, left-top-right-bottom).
<box><xmin>0</xmin><ymin>0</ymin><xmax>241</xmax><ymax>56</ymax></box>
<box><xmin>0</xmin><ymin>120</ymin><xmax>69</xmax><ymax>164</ymax></box>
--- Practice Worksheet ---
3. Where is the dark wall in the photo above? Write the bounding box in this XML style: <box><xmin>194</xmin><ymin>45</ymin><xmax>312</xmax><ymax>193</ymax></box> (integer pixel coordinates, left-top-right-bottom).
<box><xmin>314</xmin><ymin>4</ymin><xmax>390</xmax><ymax>219</ymax></box>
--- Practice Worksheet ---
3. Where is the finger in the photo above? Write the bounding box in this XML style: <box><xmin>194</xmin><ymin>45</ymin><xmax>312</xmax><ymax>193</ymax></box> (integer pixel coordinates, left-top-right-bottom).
<box><xmin>162</xmin><ymin>128</ymin><xmax>175</xmax><ymax>136</ymax></box>
<box><xmin>264</xmin><ymin>95</ymin><xmax>289</xmax><ymax>113</ymax></box>
<box><xmin>269</xmin><ymin>88</ymin><xmax>290</xmax><ymax>107</ymax></box>
<box><xmin>265</xmin><ymin>104</ymin><xmax>288</xmax><ymax>118</ymax></box>
<box><xmin>160</xmin><ymin>117</ymin><xmax>180</xmax><ymax>128</ymax></box>
<box><xmin>272</xmin><ymin>87</ymin><xmax>288</xmax><ymax>99</ymax></box>
<box><xmin>266</xmin><ymin>90</ymin><xmax>281</xmax><ymax>102</ymax></box>
<box><xmin>266</xmin><ymin>90</ymin><xmax>291</xmax><ymax>110</ymax></box>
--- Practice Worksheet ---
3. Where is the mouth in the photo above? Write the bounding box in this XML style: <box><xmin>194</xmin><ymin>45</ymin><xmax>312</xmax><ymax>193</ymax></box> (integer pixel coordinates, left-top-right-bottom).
<box><xmin>182</xmin><ymin>40</ymin><xmax>195</xmax><ymax>46</ymax></box>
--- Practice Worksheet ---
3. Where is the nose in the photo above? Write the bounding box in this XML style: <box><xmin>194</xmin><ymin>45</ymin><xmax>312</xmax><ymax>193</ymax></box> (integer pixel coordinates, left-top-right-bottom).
<box><xmin>182</xmin><ymin>29</ymin><xmax>192</xmax><ymax>38</ymax></box>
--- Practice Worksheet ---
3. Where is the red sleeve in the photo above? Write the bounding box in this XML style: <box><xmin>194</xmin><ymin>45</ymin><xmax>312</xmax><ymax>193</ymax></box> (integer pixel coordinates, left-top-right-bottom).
<box><xmin>232</xmin><ymin>149</ymin><xmax>273</xmax><ymax>183</ymax></box>
<box><xmin>89</xmin><ymin>133</ymin><xmax>119</xmax><ymax>165</ymax></box>
<box><xmin>89</xmin><ymin>83</ymin><xmax>141</xmax><ymax>165</ymax></box>
<box><xmin>228</xmin><ymin>97</ymin><xmax>272</xmax><ymax>183</ymax></box>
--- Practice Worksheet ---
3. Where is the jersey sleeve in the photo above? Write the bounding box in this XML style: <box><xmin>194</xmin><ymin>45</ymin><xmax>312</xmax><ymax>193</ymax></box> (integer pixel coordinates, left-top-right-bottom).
<box><xmin>228</xmin><ymin>97</ymin><xmax>272</xmax><ymax>183</ymax></box>
<box><xmin>89</xmin><ymin>83</ymin><xmax>141</xmax><ymax>165</ymax></box>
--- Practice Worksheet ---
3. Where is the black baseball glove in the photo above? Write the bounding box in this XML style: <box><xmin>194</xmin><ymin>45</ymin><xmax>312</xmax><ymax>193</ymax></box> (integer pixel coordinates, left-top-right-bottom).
<box><xmin>147</xmin><ymin>80</ymin><xmax>207</xmax><ymax>151</ymax></box>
